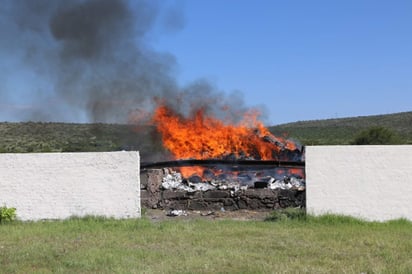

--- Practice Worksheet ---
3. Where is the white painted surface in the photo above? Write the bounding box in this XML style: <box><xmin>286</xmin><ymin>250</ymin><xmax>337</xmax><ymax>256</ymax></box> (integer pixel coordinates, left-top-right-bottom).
<box><xmin>0</xmin><ymin>151</ymin><xmax>140</xmax><ymax>221</ymax></box>
<box><xmin>306</xmin><ymin>146</ymin><xmax>412</xmax><ymax>221</ymax></box>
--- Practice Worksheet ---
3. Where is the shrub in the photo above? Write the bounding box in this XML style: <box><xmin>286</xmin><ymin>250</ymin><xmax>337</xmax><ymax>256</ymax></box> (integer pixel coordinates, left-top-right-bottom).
<box><xmin>0</xmin><ymin>206</ymin><xmax>17</xmax><ymax>223</ymax></box>
<box><xmin>351</xmin><ymin>126</ymin><xmax>401</xmax><ymax>145</ymax></box>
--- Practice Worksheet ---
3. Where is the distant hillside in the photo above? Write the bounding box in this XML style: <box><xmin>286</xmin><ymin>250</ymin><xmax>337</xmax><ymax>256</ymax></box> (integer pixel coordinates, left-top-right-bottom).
<box><xmin>1</xmin><ymin>111</ymin><xmax>411</xmax><ymax>155</ymax></box>
<box><xmin>0</xmin><ymin>122</ymin><xmax>165</xmax><ymax>159</ymax></box>
<box><xmin>269</xmin><ymin>111</ymin><xmax>412</xmax><ymax>145</ymax></box>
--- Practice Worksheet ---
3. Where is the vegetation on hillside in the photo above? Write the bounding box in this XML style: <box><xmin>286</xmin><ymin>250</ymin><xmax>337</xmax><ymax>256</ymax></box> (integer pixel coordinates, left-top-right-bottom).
<box><xmin>0</xmin><ymin>111</ymin><xmax>411</xmax><ymax>154</ymax></box>
<box><xmin>351</xmin><ymin>126</ymin><xmax>402</xmax><ymax>145</ymax></box>
<box><xmin>269</xmin><ymin>111</ymin><xmax>412</xmax><ymax>145</ymax></box>
<box><xmin>0</xmin><ymin>122</ymin><xmax>166</xmax><ymax>159</ymax></box>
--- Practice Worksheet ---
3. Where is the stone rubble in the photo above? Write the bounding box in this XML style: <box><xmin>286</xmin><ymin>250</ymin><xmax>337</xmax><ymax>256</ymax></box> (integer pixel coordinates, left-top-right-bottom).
<box><xmin>141</xmin><ymin>168</ymin><xmax>306</xmax><ymax>211</ymax></box>
<box><xmin>161</xmin><ymin>170</ymin><xmax>305</xmax><ymax>192</ymax></box>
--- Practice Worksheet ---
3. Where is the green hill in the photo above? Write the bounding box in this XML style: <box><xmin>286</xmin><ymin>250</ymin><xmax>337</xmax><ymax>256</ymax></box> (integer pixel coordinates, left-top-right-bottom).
<box><xmin>0</xmin><ymin>122</ymin><xmax>165</xmax><ymax>159</ymax></box>
<box><xmin>1</xmin><ymin>111</ymin><xmax>411</xmax><ymax>155</ymax></box>
<box><xmin>269</xmin><ymin>111</ymin><xmax>412</xmax><ymax>145</ymax></box>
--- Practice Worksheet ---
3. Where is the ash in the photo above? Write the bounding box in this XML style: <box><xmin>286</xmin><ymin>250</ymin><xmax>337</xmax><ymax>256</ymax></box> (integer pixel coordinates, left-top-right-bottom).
<box><xmin>161</xmin><ymin>169</ymin><xmax>305</xmax><ymax>193</ymax></box>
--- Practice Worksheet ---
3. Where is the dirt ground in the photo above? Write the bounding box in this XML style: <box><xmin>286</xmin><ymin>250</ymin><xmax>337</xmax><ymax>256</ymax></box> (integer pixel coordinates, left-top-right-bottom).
<box><xmin>143</xmin><ymin>208</ymin><xmax>272</xmax><ymax>222</ymax></box>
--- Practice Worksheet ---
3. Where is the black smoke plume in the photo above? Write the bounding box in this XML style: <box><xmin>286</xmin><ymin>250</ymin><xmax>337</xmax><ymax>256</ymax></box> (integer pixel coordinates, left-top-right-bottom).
<box><xmin>0</xmin><ymin>0</ymin><xmax>262</xmax><ymax>123</ymax></box>
<box><xmin>0</xmin><ymin>0</ymin><xmax>267</xmax><ymax>159</ymax></box>
<box><xmin>1</xmin><ymin>0</ymin><xmax>180</xmax><ymax>122</ymax></box>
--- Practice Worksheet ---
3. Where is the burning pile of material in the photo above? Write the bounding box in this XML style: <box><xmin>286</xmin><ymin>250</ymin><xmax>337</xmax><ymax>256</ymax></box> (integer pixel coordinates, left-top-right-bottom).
<box><xmin>151</xmin><ymin>103</ymin><xmax>303</xmax><ymax>180</ymax></box>
<box><xmin>153</xmin><ymin>103</ymin><xmax>299</xmax><ymax>161</ymax></box>
<box><xmin>141</xmin><ymin>103</ymin><xmax>305</xmax><ymax>210</ymax></box>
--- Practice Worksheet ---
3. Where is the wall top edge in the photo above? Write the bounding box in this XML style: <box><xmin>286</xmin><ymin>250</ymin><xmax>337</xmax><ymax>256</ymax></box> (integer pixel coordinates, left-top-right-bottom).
<box><xmin>306</xmin><ymin>145</ymin><xmax>412</xmax><ymax>149</ymax></box>
<box><xmin>0</xmin><ymin>151</ymin><xmax>140</xmax><ymax>156</ymax></box>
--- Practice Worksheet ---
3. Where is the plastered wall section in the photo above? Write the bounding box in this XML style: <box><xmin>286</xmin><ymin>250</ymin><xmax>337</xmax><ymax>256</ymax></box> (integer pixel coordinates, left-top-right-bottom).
<box><xmin>306</xmin><ymin>146</ymin><xmax>412</xmax><ymax>221</ymax></box>
<box><xmin>0</xmin><ymin>151</ymin><xmax>140</xmax><ymax>221</ymax></box>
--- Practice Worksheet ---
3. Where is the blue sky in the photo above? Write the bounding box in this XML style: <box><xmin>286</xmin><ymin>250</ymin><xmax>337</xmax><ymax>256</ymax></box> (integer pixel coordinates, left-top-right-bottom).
<box><xmin>1</xmin><ymin>0</ymin><xmax>411</xmax><ymax>125</ymax></box>
<box><xmin>154</xmin><ymin>0</ymin><xmax>412</xmax><ymax>124</ymax></box>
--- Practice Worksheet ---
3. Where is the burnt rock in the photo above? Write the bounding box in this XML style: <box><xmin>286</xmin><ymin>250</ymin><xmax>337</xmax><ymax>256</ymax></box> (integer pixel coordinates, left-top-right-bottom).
<box><xmin>203</xmin><ymin>190</ymin><xmax>230</xmax><ymax>199</ymax></box>
<box><xmin>223</xmin><ymin>198</ymin><xmax>237</xmax><ymax>207</ymax></box>
<box><xmin>140</xmin><ymin>169</ymin><xmax>163</xmax><ymax>208</ymax></box>
<box><xmin>278</xmin><ymin>189</ymin><xmax>305</xmax><ymax>208</ymax></box>
<box><xmin>162</xmin><ymin>190</ymin><xmax>187</xmax><ymax>200</ymax></box>
<box><xmin>254</xmin><ymin>181</ymin><xmax>268</xmax><ymax>188</ymax></box>
<box><xmin>216</xmin><ymin>173</ymin><xmax>232</xmax><ymax>182</ymax></box>
<box><xmin>237</xmin><ymin>199</ymin><xmax>248</xmax><ymax>209</ymax></box>
<box><xmin>238</xmin><ymin>173</ymin><xmax>255</xmax><ymax>187</ymax></box>
<box><xmin>188</xmin><ymin>175</ymin><xmax>203</xmax><ymax>184</ymax></box>
<box><xmin>187</xmin><ymin>200</ymin><xmax>215</xmax><ymax>211</ymax></box>
<box><xmin>186</xmin><ymin>191</ymin><xmax>202</xmax><ymax>199</ymax></box>
<box><xmin>202</xmin><ymin>169</ymin><xmax>216</xmax><ymax>181</ymax></box>
<box><xmin>244</xmin><ymin>189</ymin><xmax>276</xmax><ymax>199</ymax></box>
<box><xmin>163</xmin><ymin>200</ymin><xmax>187</xmax><ymax>210</ymax></box>
<box><xmin>243</xmin><ymin>198</ymin><xmax>264</xmax><ymax>210</ymax></box>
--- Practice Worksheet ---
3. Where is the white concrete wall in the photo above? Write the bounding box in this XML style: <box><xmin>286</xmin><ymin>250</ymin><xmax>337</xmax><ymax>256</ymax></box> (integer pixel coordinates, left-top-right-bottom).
<box><xmin>0</xmin><ymin>151</ymin><xmax>140</xmax><ymax>221</ymax></box>
<box><xmin>306</xmin><ymin>145</ymin><xmax>412</xmax><ymax>221</ymax></box>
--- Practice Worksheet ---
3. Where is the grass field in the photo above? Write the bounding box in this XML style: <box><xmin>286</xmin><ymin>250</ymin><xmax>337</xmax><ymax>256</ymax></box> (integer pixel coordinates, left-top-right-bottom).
<box><xmin>1</xmin><ymin>215</ymin><xmax>411</xmax><ymax>273</ymax></box>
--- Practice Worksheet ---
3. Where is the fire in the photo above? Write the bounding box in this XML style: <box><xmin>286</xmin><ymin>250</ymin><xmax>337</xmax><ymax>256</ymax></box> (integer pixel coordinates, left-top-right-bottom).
<box><xmin>152</xmin><ymin>104</ymin><xmax>297</xmax><ymax>161</ymax></box>
<box><xmin>179</xmin><ymin>166</ymin><xmax>206</xmax><ymax>178</ymax></box>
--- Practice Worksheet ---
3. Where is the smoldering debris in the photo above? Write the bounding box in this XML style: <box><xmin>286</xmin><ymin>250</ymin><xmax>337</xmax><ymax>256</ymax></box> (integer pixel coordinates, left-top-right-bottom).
<box><xmin>160</xmin><ymin>169</ymin><xmax>305</xmax><ymax>193</ymax></box>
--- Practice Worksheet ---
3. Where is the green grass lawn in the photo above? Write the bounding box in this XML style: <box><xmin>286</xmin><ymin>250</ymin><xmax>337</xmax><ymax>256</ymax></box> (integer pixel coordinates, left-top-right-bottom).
<box><xmin>1</xmin><ymin>215</ymin><xmax>411</xmax><ymax>273</ymax></box>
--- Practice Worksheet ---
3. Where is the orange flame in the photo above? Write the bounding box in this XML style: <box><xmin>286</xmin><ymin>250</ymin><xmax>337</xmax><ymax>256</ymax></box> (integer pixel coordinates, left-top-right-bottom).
<box><xmin>179</xmin><ymin>166</ymin><xmax>205</xmax><ymax>178</ymax></box>
<box><xmin>152</xmin><ymin>104</ymin><xmax>296</xmax><ymax>161</ymax></box>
